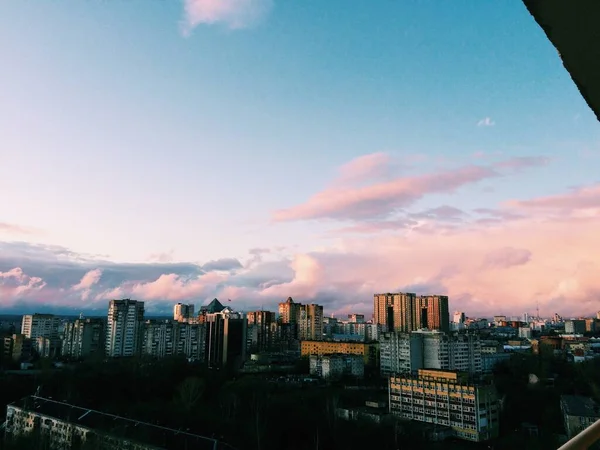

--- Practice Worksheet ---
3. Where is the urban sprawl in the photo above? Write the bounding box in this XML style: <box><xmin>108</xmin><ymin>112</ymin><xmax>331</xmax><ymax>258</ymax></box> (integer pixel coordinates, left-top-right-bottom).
<box><xmin>2</xmin><ymin>294</ymin><xmax>600</xmax><ymax>448</ymax></box>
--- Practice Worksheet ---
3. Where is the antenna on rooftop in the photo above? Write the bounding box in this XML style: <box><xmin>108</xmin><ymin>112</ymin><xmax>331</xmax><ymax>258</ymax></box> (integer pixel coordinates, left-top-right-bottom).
<box><xmin>536</xmin><ymin>301</ymin><xmax>540</xmax><ymax>320</ymax></box>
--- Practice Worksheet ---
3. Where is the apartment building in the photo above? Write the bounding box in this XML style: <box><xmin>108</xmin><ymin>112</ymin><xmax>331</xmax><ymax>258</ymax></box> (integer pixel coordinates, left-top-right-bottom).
<box><xmin>298</xmin><ymin>304</ymin><xmax>324</xmax><ymax>341</ymax></box>
<box><xmin>142</xmin><ymin>320</ymin><xmax>207</xmax><ymax>361</ymax></box>
<box><xmin>309</xmin><ymin>354</ymin><xmax>364</xmax><ymax>379</ymax></box>
<box><xmin>5</xmin><ymin>396</ymin><xmax>223</xmax><ymax>449</ymax></box>
<box><xmin>21</xmin><ymin>314</ymin><xmax>61</xmax><ymax>356</ymax></box>
<box><xmin>389</xmin><ymin>369</ymin><xmax>500</xmax><ymax>442</ymax></box>
<box><xmin>173</xmin><ymin>303</ymin><xmax>195</xmax><ymax>322</ymax></box>
<box><xmin>62</xmin><ymin>318</ymin><xmax>105</xmax><ymax>359</ymax></box>
<box><xmin>3</xmin><ymin>334</ymin><xmax>33</xmax><ymax>362</ymax></box>
<box><xmin>301</xmin><ymin>340</ymin><xmax>378</xmax><ymax>366</ymax></box>
<box><xmin>105</xmin><ymin>299</ymin><xmax>145</xmax><ymax>357</ymax></box>
<box><xmin>380</xmin><ymin>331</ymin><xmax>482</xmax><ymax>376</ymax></box>
<box><xmin>246</xmin><ymin>310</ymin><xmax>276</xmax><ymax>352</ymax></box>
<box><xmin>565</xmin><ymin>320</ymin><xmax>587</xmax><ymax>335</ymax></box>
<box><xmin>560</xmin><ymin>395</ymin><xmax>600</xmax><ymax>439</ymax></box>
<box><xmin>373</xmin><ymin>293</ymin><xmax>450</xmax><ymax>333</ymax></box>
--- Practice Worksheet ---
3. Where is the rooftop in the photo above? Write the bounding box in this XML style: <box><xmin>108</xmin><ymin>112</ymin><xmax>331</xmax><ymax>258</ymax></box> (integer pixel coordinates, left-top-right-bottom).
<box><xmin>561</xmin><ymin>395</ymin><xmax>600</xmax><ymax>418</ymax></box>
<box><xmin>9</xmin><ymin>396</ymin><xmax>235</xmax><ymax>450</ymax></box>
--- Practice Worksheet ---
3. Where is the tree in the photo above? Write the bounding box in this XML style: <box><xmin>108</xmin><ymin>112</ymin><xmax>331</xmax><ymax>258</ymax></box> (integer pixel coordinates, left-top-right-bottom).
<box><xmin>176</xmin><ymin>376</ymin><xmax>205</xmax><ymax>413</ymax></box>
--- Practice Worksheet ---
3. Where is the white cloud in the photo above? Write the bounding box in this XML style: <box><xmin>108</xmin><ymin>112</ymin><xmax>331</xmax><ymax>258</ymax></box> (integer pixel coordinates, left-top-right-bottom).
<box><xmin>182</xmin><ymin>0</ymin><xmax>273</xmax><ymax>33</ymax></box>
<box><xmin>477</xmin><ymin>117</ymin><xmax>495</xmax><ymax>127</ymax></box>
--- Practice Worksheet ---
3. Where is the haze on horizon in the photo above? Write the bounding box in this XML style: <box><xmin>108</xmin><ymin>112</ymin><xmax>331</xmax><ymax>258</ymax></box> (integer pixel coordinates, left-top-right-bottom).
<box><xmin>1</xmin><ymin>0</ymin><xmax>599</xmax><ymax>318</ymax></box>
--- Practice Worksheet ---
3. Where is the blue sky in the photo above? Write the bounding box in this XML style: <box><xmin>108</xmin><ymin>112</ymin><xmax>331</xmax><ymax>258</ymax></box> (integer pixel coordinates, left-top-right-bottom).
<box><xmin>1</xmin><ymin>0</ymin><xmax>599</xmax><ymax>317</ymax></box>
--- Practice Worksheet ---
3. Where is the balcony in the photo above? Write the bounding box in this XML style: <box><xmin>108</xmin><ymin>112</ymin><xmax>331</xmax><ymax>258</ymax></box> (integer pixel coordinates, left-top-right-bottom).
<box><xmin>558</xmin><ymin>419</ymin><xmax>600</xmax><ymax>450</ymax></box>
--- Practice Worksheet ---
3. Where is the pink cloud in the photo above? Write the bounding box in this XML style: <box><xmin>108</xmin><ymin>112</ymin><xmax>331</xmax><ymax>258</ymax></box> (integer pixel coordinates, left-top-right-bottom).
<box><xmin>71</xmin><ymin>269</ymin><xmax>103</xmax><ymax>301</ymax></box>
<box><xmin>506</xmin><ymin>183</ymin><xmax>600</xmax><ymax>213</ymax></box>
<box><xmin>0</xmin><ymin>223</ymin><xmax>35</xmax><ymax>235</ymax></box>
<box><xmin>334</xmin><ymin>152</ymin><xmax>394</xmax><ymax>186</ymax></box>
<box><xmin>182</xmin><ymin>0</ymin><xmax>272</xmax><ymax>32</ymax></box>
<box><xmin>272</xmin><ymin>155</ymin><xmax>549</xmax><ymax>223</ymax></box>
<box><xmin>0</xmin><ymin>267</ymin><xmax>46</xmax><ymax>302</ymax></box>
<box><xmin>483</xmin><ymin>247</ymin><xmax>532</xmax><ymax>269</ymax></box>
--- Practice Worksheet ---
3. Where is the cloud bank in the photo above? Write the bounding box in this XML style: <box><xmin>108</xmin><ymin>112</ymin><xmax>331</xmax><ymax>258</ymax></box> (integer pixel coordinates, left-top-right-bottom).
<box><xmin>1</xmin><ymin>153</ymin><xmax>598</xmax><ymax>319</ymax></box>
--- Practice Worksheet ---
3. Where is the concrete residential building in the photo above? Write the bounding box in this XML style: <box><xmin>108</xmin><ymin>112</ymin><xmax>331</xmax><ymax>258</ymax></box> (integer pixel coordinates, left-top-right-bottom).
<box><xmin>565</xmin><ymin>320</ymin><xmax>587</xmax><ymax>335</ymax></box>
<box><xmin>142</xmin><ymin>320</ymin><xmax>207</xmax><ymax>361</ymax></box>
<box><xmin>380</xmin><ymin>331</ymin><xmax>482</xmax><ymax>376</ymax></box>
<box><xmin>389</xmin><ymin>369</ymin><xmax>500</xmax><ymax>442</ymax></box>
<box><xmin>309</xmin><ymin>354</ymin><xmax>364</xmax><ymax>379</ymax></box>
<box><xmin>173</xmin><ymin>303</ymin><xmax>195</xmax><ymax>322</ymax></box>
<box><xmin>560</xmin><ymin>395</ymin><xmax>600</xmax><ymax>439</ymax></box>
<box><xmin>298</xmin><ymin>303</ymin><xmax>324</xmax><ymax>341</ymax></box>
<box><xmin>247</xmin><ymin>310</ymin><xmax>275</xmax><ymax>352</ymax></box>
<box><xmin>62</xmin><ymin>318</ymin><xmax>105</xmax><ymax>359</ymax></box>
<box><xmin>105</xmin><ymin>299</ymin><xmax>145</xmax><ymax>358</ymax></box>
<box><xmin>373</xmin><ymin>293</ymin><xmax>450</xmax><ymax>333</ymax></box>
<box><xmin>5</xmin><ymin>396</ymin><xmax>225</xmax><ymax>449</ymax></box>
<box><xmin>3</xmin><ymin>334</ymin><xmax>32</xmax><ymax>362</ymax></box>
<box><xmin>301</xmin><ymin>340</ymin><xmax>378</xmax><ymax>366</ymax></box>
<box><xmin>21</xmin><ymin>314</ymin><xmax>61</xmax><ymax>357</ymax></box>
<box><xmin>278</xmin><ymin>297</ymin><xmax>301</xmax><ymax>326</ymax></box>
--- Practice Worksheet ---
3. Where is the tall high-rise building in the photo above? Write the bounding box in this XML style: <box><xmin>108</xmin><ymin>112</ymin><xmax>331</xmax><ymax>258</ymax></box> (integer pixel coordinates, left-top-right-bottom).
<box><xmin>298</xmin><ymin>303</ymin><xmax>324</xmax><ymax>341</ymax></box>
<box><xmin>453</xmin><ymin>311</ymin><xmax>466</xmax><ymax>324</ymax></box>
<box><xmin>373</xmin><ymin>293</ymin><xmax>449</xmax><ymax>333</ymax></box>
<box><xmin>105</xmin><ymin>299</ymin><xmax>145</xmax><ymax>358</ymax></box>
<box><xmin>205</xmin><ymin>309</ymin><xmax>247</xmax><ymax>369</ymax></box>
<box><xmin>173</xmin><ymin>303</ymin><xmax>195</xmax><ymax>322</ymax></box>
<box><xmin>247</xmin><ymin>310</ymin><xmax>275</xmax><ymax>352</ymax></box>
<box><xmin>21</xmin><ymin>314</ymin><xmax>60</xmax><ymax>341</ymax></box>
<box><xmin>278</xmin><ymin>297</ymin><xmax>300</xmax><ymax>325</ymax></box>
<box><xmin>62</xmin><ymin>318</ymin><xmax>105</xmax><ymax>359</ymax></box>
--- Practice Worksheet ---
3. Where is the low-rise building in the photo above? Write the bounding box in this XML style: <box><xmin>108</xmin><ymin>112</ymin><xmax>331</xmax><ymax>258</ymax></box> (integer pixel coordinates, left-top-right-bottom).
<box><xmin>301</xmin><ymin>340</ymin><xmax>378</xmax><ymax>366</ymax></box>
<box><xmin>389</xmin><ymin>369</ymin><xmax>500</xmax><ymax>442</ymax></box>
<box><xmin>560</xmin><ymin>395</ymin><xmax>600</xmax><ymax>439</ymax></box>
<box><xmin>5</xmin><ymin>396</ymin><xmax>226</xmax><ymax>450</ymax></box>
<box><xmin>309</xmin><ymin>354</ymin><xmax>364</xmax><ymax>379</ymax></box>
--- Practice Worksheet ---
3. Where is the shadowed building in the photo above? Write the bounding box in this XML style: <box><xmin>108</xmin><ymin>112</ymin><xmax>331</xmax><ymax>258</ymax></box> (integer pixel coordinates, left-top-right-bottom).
<box><xmin>374</xmin><ymin>293</ymin><xmax>449</xmax><ymax>333</ymax></box>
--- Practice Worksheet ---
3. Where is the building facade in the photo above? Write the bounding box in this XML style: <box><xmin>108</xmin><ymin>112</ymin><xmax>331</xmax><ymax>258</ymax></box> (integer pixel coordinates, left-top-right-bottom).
<box><xmin>374</xmin><ymin>293</ymin><xmax>450</xmax><ymax>333</ymax></box>
<box><xmin>301</xmin><ymin>340</ymin><xmax>378</xmax><ymax>366</ymax></box>
<box><xmin>105</xmin><ymin>299</ymin><xmax>145</xmax><ymax>358</ymax></box>
<box><xmin>246</xmin><ymin>310</ymin><xmax>275</xmax><ymax>352</ymax></box>
<box><xmin>380</xmin><ymin>331</ymin><xmax>482</xmax><ymax>376</ymax></box>
<box><xmin>142</xmin><ymin>320</ymin><xmax>206</xmax><ymax>361</ymax></box>
<box><xmin>389</xmin><ymin>369</ymin><xmax>500</xmax><ymax>442</ymax></box>
<box><xmin>309</xmin><ymin>354</ymin><xmax>364</xmax><ymax>379</ymax></box>
<box><xmin>173</xmin><ymin>303</ymin><xmax>195</xmax><ymax>322</ymax></box>
<box><xmin>205</xmin><ymin>310</ymin><xmax>247</xmax><ymax>369</ymax></box>
<box><xmin>62</xmin><ymin>318</ymin><xmax>105</xmax><ymax>359</ymax></box>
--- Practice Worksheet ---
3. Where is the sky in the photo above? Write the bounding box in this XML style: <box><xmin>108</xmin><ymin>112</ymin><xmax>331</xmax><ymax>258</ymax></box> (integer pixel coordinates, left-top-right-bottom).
<box><xmin>1</xmin><ymin>0</ymin><xmax>600</xmax><ymax>318</ymax></box>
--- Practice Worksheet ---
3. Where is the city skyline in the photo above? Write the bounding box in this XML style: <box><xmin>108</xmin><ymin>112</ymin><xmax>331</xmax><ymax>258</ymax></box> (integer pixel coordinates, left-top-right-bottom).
<box><xmin>1</xmin><ymin>1</ymin><xmax>600</xmax><ymax>317</ymax></box>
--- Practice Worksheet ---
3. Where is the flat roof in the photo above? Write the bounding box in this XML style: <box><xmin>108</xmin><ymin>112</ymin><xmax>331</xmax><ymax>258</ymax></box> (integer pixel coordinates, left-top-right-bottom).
<box><xmin>9</xmin><ymin>396</ymin><xmax>233</xmax><ymax>450</ymax></box>
<box><xmin>561</xmin><ymin>395</ymin><xmax>600</xmax><ymax>418</ymax></box>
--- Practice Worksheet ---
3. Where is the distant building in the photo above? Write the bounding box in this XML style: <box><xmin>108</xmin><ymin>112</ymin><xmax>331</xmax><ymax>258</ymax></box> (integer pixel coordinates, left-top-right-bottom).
<box><xmin>298</xmin><ymin>303</ymin><xmax>324</xmax><ymax>341</ymax></box>
<box><xmin>373</xmin><ymin>293</ymin><xmax>450</xmax><ymax>333</ymax></box>
<box><xmin>62</xmin><ymin>318</ymin><xmax>105</xmax><ymax>359</ymax></box>
<box><xmin>560</xmin><ymin>395</ymin><xmax>600</xmax><ymax>439</ymax></box>
<box><xmin>173</xmin><ymin>303</ymin><xmax>195</xmax><ymax>322</ymax></box>
<box><xmin>205</xmin><ymin>309</ymin><xmax>247</xmax><ymax>369</ymax></box>
<box><xmin>518</xmin><ymin>327</ymin><xmax>532</xmax><ymax>339</ymax></box>
<box><xmin>198</xmin><ymin>298</ymin><xmax>226</xmax><ymax>323</ymax></box>
<box><xmin>309</xmin><ymin>354</ymin><xmax>364</xmax><ymax>379</ymax></box>
<box><xmin>389</xmin><ymin>369</ymin><xmax>500</xmax><ymax>442</ymax></box>
<box><xmin>380</xmin><ymin>331</ymin><xmax>482</xmax><ymax>376</ymax></box>
<box><xmin>21</xmin><ymin>314</ymin><xmax>61</xmax><ymax>357</ymax></box>
<box><xmin>142</xmin><ymin>319</ymin><xmax>206</xmax><ymax>361</ymax></box>
<box><xmin>565</xmin><ymin>320</ymin><xmax>586</xmax><ymax>335</ymax></box>
<box><xmin>105</xmin><ymin>299</ymin><xmax>145</xmax><ymax>358</ymax></box>
<box><xmin>3</xmin><ymin>334</ymin><xmax>32</xmax><ymax>362</ymax></box>
<box><xmin>347</xmin><ymin>314</ymin><xmax>365</xmax><ymax>323</ymax></box>
<box><xmin>246</xmin><ymin>310</ymin><xmax>275</xmax><ymax>352</ymax></box>
<box><xmin>278</xmin><ymin>297</ymin><xmax>300</xmax><ymax>327</ymax></box>
<box><xmin>301</xmin><ymin>340</ymin><xmax>378</xmax><ymax>366</ymax></box>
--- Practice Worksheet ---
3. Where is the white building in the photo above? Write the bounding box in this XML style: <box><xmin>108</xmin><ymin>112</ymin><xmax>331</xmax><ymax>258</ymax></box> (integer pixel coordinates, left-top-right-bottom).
<box><xmin>309</xmin><ymin>354</ymin><xmax>364</xmax><ymax>379</ymax></box>
<box><xmin>518</xmin><ymin>327</ymin><xmax>532</xmax><ymax>339</ymax></box>
<box><xmin>380</xmin><ymin>330</ymin><xmax>482</xmax><ymax>376</ymax></box>
<box><xmin>105</xmin><ymin>299</ymin><xmax>145</xmax><ymax>357</ymax></box>
<box><xmin>142</xmin><ymin>319</ymin><xmax>206</xmax><ymax>361</ymax></box>
<box><xmin>21</xmin><ymin>314</ymin><xmax>60</xmax><ymax>341</ymax></box>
